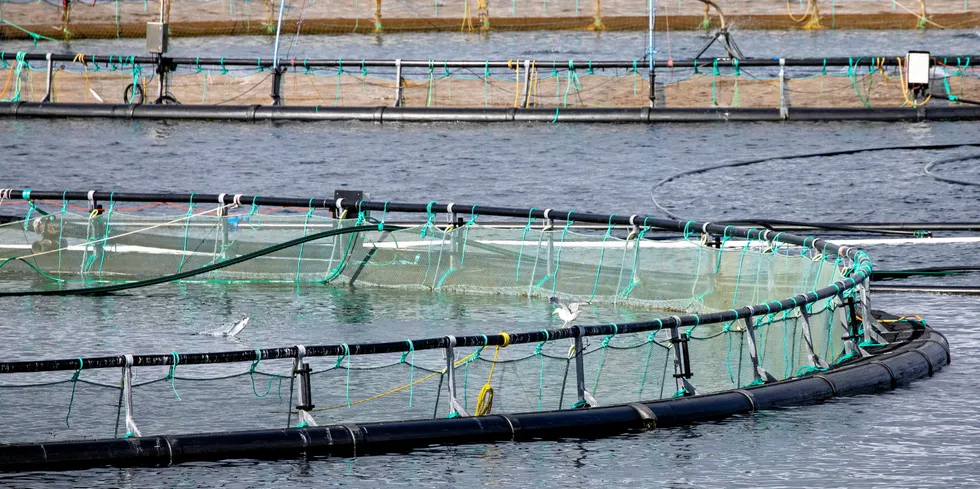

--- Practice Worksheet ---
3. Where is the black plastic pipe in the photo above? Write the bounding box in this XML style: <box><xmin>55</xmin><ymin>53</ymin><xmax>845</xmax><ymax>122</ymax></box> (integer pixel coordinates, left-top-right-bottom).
<box><xmin>5</xmin><ymin>103</ymin><xmax>980</xmax><ymax>123</ymax></box>
<box><xmin>3</xmin><ymin>53</ymin><xmax>979</xmax><ymax>69</ymax></box>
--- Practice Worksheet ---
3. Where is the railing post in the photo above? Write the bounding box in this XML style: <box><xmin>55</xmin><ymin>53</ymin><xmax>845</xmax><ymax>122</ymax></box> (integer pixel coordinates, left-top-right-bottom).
<box><xmin>778</xmin><ymin>57</ymin><xmax>789</xmax><ymax>120</ymax></box>
<box><xmin>798</xmin><ymin>305</ymin><xmax>830</xmax><ymax>369</ymax></box>
<box><xmin>669</xmin><ymin>317</ymin><xmax>697</xmax><ymax>396</ymax></box>
<box><xmin>119</xmin><ymin>354</ymin><xmax>141</xmax><ymax>438</ymax></box>
<box><xmin>837</xmin><ymin>293</ymin><xmax>868</xmax><ymax>359</ymax></box>
<box><xmin>393</xmin><ymin>59</ymin><xmax>403</xmax><ymax>107</ymax></box>
<box><xmin>858</xmin><ymin>279</ymin><xmax>888</xmax><ymax>346</ymax></box>
<box><xmin>743</xmin><ymin>317</ymin><xmax>777</xmax><ymax>384</ymax></box>
<box><xmin>41</xmin><ymin>53</ymin><xmax>54</xmax><ymax>103</ymax></box>
<box><xmin>271</xmin><ymin>66</ymin><xmax>284</xmax><ymax>106</ymax></box>
<box><xmin>444</xmin><ymin>335</ymin><xmax>468</xmax><ymax>416</ymax></box>
<box><xmin>573</xmin><ymin>326</ymin><xmax>598</xmax><ymax>408</ymax></box>
<box><xmin>293</xmin><ymin>345</ymin><xmax>317</xmax><ymax>427</ymax></box>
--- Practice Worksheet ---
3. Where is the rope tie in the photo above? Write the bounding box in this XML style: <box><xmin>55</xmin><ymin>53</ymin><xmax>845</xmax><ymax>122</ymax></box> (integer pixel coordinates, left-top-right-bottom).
<box><xmin>168</xmin><ymin>351</ymin><xmax>181</xmax><ymax>400</ymax></box>
<box><xmin>515</xmin><ymin>207</ymin><xmax>536</xmax><ymax>282</ymax></box>
<box><xmin>399</xmin><ymin>339</ymin><xmax>416</xmax><ymax>408</ymax></box>
<box><xmin>335</xmin><ymin>343</ymin><xmax>351</xmax><ymax>408</ymax></box>
<box><xmin>420</xmin><ymin>201</ymin><xmax>437</xmax><ymax>238</ymax></box>
<box><xmin>249</xmin><ymin>349</ymin><xmax>283</xmax><ymax>400</ymax></box>
<box><xmin>65</xmin><ymin>357</ymin><xmax>83</xmax><ymax>427</ymax></box>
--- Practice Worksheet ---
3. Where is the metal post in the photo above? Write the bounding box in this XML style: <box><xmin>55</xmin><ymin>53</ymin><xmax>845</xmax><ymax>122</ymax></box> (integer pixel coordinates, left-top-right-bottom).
<box><xmin>778</xmin><ymin>58</ymin><xmax>789</xmax><ymax>120</ymax></box>
<box><xmin>444</xmin><ymin>336</ymin><xmax>468</xmax><ymax>416</ymax></box>
<box><xmin>858</xmin><ymin>279</ymin><xmax>888</xmax><ymax>346</ymax></box>
<box><xmin>393</xmin><ymin>59</ymin><xmax>403</xmax><ymax>107</ymax></box>
<box><xmin>271</xmin><ymin>0</ymin><xmax>287</xmax><ymax>71</ymax></box>
<box><xmin>292</xmin><ymin>345</ymin><xmax>317</xmax><ymax>427</ymax></box>
<box><xmin>743</xmin><ymin>317</ymin><xmax>777</xmax><ymax>384</ymax></box>
<box><xmin>836</xmin><ymin>293</ymin><xmax>866</xmax><ymax>359</ymax></box>
<box><xmin>648</xmin><ymin>0</ymin><xmax>656</xmax><ymax>108</ymax></box>
<box><xmin>669</xmin><ymin>318</ymin><xmax>697</xmax><ymax>396</ymax></box>
<box><xmin>156</xmin><ymin>55</ymin><xmax>165</xmax><ymax>103</ymax></box>
<box><xmin>41</xmin><ymin>53</ymin><xmax>54</xmax><ymax>103</ymax></box>
<box><xmin>798</xmin><ymin>305</ymin><xmax>829</xmax><ymax>369</ymax></box>
<box><xmin>573</xmin><ymin>326</ymin><xmax>598</xmax><ymax>408</ymax></box>
<box><xmin>269</xmin><ymin>0</ymin><xmax>287</xmax><ymax>106</ymax></box>
<box><xmin>121</xmin><ymin>354</ymin><xmax>141</xmax><ymax>437</ymax></box>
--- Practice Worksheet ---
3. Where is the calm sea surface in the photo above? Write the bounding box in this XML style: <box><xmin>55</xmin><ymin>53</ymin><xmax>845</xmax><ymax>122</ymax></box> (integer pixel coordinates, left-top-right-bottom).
<box><xmin>0</xmin><ymin>30</ymin><xmax>979</xmax><ymax>488</ymax></box>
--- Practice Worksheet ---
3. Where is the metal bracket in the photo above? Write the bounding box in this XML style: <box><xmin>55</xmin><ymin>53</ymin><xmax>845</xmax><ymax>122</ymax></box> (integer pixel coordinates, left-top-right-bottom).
<box><xmin>799</xmin><ymin>305</ymin><xmax>830</xmax><ymax>369</ymax></box>
<box><xmin>743</xmin><ymin>317</ymin><xmax>778</xmax><ymax>384</ymax></box>
<box><xmin>444</xmin><ymin>336</ymin><xmax>469</xmax><ymax>417</ymax></box>
<box><xmin>41</xmin><ymin>53</ymin><xmax>54</xmax><ymax>104</ymax></box>
<box><xmin>669</xmin><ymin>319</ymin><xmax>698</xmax><ymax>396</ymax></box>
<box><xmin>393</xmin><ymin>59</ymin><xmax>404</xmax><ymax>107</ymax></box>
<box><xmin>120</xmin><ymin>354</ymin><xmax>141</xmax><ymax>438</ymax></box>
<box><xmin>293</xmin><ymin>345</ymin><xmax>317</xmax><ymax>426</ymax></box>
<box><xmin>573</xmin><ymin>326</ymin><xmax>598</xmax><ymax>408</ymax></box>
<box><xmin>778</xmin><ymin>58</ymin><xmax>789</xmax><ymax>120</ymax></box>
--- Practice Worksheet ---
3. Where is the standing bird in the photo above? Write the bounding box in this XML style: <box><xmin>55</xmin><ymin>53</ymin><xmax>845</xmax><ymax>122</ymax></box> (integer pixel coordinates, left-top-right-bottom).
<box><xmin>550</xmin><ymin>296</ymin><xmax>591</xmax><ymax>327</ymax></box>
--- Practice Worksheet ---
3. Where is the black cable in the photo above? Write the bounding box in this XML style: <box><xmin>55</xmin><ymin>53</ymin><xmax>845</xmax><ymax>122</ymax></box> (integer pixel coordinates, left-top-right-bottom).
<box><xmin>871</xmin><ymin>266</ymin><xmax>980</xmax><ymax>281</ymax></box>
<box><xmin>0</xmin><ymin>224</ymin><xmax>400</xmax><ymax>297</ymax></box>
<box><xmin>650</xmin><ymin>142</ymin><xmax>980</xmax><ymax>222</ymax></box>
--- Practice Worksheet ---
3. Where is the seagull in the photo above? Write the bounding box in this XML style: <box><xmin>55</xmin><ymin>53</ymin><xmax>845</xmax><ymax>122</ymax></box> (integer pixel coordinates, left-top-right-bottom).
<box><xmin>550</xmin><ymin>296</ymin><xmax>590</xmax><ymax>327</ymax></box>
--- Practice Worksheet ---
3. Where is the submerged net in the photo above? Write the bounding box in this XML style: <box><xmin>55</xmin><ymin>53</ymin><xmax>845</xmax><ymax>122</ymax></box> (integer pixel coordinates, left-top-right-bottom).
<box><xmin>0</xmin><ymin>0</ymin><xmax>973</xmax><ymax>40</ymax></box>
<box><xmin>3</xmin><ymin>53</ymin><xmax>977</xmax><ymax>109</ymax></box>
<box><xmin>0</xmin><ymin>192</ymin><xmax>875</xmax><ymax>445</ymax></box>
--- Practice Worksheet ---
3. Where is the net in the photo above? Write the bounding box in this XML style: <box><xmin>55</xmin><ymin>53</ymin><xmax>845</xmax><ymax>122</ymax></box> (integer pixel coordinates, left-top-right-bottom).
<box><xmin>0</xmin><ymin>0</ymin><xmax>973</xmax><ymax>40</ymax></box>
<box><xmin>0</xmin><ymin>191</ymin><xmax>878</xmax><ymax>444</ymax></box>
<box><xmin>3</xmin><ymin>53</ymin><xmax>978</xmax><ymax>109</ymax></box>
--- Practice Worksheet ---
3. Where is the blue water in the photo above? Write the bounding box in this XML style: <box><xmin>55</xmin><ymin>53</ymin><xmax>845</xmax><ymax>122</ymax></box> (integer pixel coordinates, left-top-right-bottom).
<box><xmin>1</xmin><ymin>30</ymin><xmax>980</xmax><ymax>488</ymax></box>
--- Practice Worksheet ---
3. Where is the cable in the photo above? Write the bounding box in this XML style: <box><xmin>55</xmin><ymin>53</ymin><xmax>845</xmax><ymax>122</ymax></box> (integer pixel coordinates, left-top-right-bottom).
<box><xmin>650</xmin><ymin>142</ymin><xmax>980</xmax><ymax>221</ymax></box>
<box><xmin>0</xmin><ymin>224</ymin><xmax>401</xmax><ymax>297</ymax></box>
<box><xmin>923</xmin><ymin>154</ymin><xmax>980</xmax><ymax>187</ymax></box>
<box><xmin>871</xmin><ymin>266</ymin><xmax>980</xmax><ymax>281</ymax></box>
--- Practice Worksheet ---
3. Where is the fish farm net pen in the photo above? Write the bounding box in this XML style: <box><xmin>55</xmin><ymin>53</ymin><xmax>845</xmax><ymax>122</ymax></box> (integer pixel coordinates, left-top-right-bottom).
<box><xmin>0</xmin><ymin>189</ymin><xmax>950</xmax><ymax>470</ymax></box>
<box><xmin>2</xmin><ymin>52</ymin><xmax>978</xmax><ymax>114</ymax></box>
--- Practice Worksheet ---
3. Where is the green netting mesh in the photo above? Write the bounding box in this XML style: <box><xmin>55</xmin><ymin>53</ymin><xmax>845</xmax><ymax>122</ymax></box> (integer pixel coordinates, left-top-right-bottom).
<box><xmin>0</xmin><ymin>200</ymin><xmax>865</xmax><ymax>443</ymax></box>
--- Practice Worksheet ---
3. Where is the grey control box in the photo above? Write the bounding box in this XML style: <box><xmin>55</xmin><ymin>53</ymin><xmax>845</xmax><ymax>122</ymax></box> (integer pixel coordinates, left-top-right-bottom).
<box><xmin>146</xmin><ymin>22</ymin><xmax>169</xmax><ymax>54</ymax></box>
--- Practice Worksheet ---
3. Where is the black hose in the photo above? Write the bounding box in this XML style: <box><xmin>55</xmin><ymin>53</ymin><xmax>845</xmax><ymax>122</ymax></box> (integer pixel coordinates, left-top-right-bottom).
<box><xmin>923</xmin><ymin>154</ymin><xmax>980</xmax><ymax>187</ymax></box>
<box><xmin>650</xmin><ymin>142</ymin><xmax>980</xmax><ymax>222</ymax></box>
<box><xmin>0</xmin><ymin>224</ymin><xmax>400</xmax><ymax>297</ymax></box>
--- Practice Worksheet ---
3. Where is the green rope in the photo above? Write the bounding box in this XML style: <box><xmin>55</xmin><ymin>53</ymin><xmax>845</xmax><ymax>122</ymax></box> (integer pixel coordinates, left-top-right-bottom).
<box><xmin>637</xmin><ymin>329</ymin><xmax>659</xmax><ymax>396</ymax></box>
<box><xmin>619</xmin><ymin>221</ymin><xmax>650</xmax><ymax>300</ymax></box>
<box><xmin>588</xmin><ymin>215</ymin><xmax>615</xmax><ymax>301</ymax></box>
<box><xmin>515</xmin><ymin>208</ymin><xmax>536</xmax><ymax>282</ymax></box>
<box><xmin>3</xmin><ymin>52</ymin><xmax>27</xmax><ymax>102</ymax></box>
<box><xmin>248</xmin><ymin>196</ymin><xmax>261</xmax><ymax>230</ymax></box>
<box><xmin>0</xmin><ymin>20</ymin><xmax>58</xmax><ymax>46</ymax></box>
<box><xmin>335</xmin><ymin>343</ymin><xmax>351</xmax><ymax>408</ymax></box>
<box><xmin>96</xmin><ymin>192</ymin><xmax>116</xmax><ymax>275</ymax></box>
<box><xmin>484</xmin><ymin>61</ymin><xmax>491</xmax><ymax>108</ymax></box>
<box><xmin>711</xmin><ymin>59</ymin><xmax>719</xmax><ymax>107</ymax></box>
<box><xmin>535</xmin><ymin>330</ymin><xmax>549</xmax><ymax>411</ymax></box>
<box><xmin>562</xmin><ymin>60</ymin><xmax>581</xmax><ymax>108</ymax></box>
<box><xmin>168</xmin><ymin>351</ymin><xmax>181</xmax><ymax>400</ymax></box>
<box><xmin>176</xmin><ymin>194</ymin><xmax>196</xmax><ymax>273</ymax></box>
<box><xmin>591</xmin><ymin>324</ymin><xmax>617</xmax><ymax>395</ymax></box>
<box><xmin>294</xmin><ymin>198</ymin><xmax>316</xmax><ymax>283</ymax></box>
<box><xmin>65</xmin><ymin>357</ymin><xmax>83</xmax><ymax>427</ymax></box>
<box><xmin>248</xmin><ymin>350</ymin><xmax>283</xmax><ymax>400</ymax></box>
<box><xmin>399</xmin><ymin>339</ymin><xmax>415</xmax><ymax>408</ymax></box>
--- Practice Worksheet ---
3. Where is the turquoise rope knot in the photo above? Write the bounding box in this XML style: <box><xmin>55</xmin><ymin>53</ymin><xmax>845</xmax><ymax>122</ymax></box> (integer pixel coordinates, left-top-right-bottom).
<box><xmin>378</xmin><ymin>201</ymin><xmax>389</xmax><ymax>231</ymax></box>
<box><xmin>600</xmin><ymin>324</ymin><xmax>618</xmax><ymax>348</ymax></box>
<box><xmin>534</xmin><ymin>330</ymin><xmax>549</xmax><ymax>355</ymax></box>
<box><xmin>168</xmin><ymin>351</ymin><xmax>182</xmax><ymax>400</ymax></box>
<box><xmin>420</xmin><ymin>201</ymin><xmax>437</xmax><ymax>238</ymax></box>
<box><xmin>220</xmin><ymin>57</ymin><xmax>228</xmax><ymax>75</ymax></box>
<box><xmin>400</xmin><ymin>339</ymin><xmax>416</xmax><ymax>408</ymax></box>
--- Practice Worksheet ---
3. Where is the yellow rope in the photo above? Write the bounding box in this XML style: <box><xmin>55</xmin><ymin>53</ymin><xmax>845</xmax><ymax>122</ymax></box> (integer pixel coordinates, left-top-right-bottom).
<box><xmin>309</xmin><ymin>349</ymin><xmax>482</xmax><ymax>413</ymax></box>
<box><xmin>897</xmin><ymin>56</ymin><xmax>932</xmax><ymax>107</ymax></box>
<box><xmin>512</xmin><ymin>59</ymin><xmax>520</xmax><ymax>108</ymax></box>
<box><xmin>475</xmin><ymin>332</ymin><xmax>510</xmax><ymax>416</ymax></box>
<box><xmin>785</xmin><ymin>0</ymin><xmax>812</xmax><ymax>23</ymax></box>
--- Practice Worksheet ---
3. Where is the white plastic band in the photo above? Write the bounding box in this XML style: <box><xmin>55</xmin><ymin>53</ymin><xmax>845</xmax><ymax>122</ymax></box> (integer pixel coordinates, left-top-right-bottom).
<box><xmin>335</xmin><ymin>198</ymin><xmax>344</xmax><ymax>212</ymax></box>
<box><xmin>124</xmin><ymin>354</ymin><xmax>134</xmax><ymax>367</ymax></box>
<box><xmin>217</xmin><ymin>193</ymin><xmax>227</xmax><ymax>205</ymax></box>
<box><xmin>629</xmin><ymin>215</ymin><xmax>638</xmax><ymax>226</ymax></box>
<box><xmin>446</xmin><ymin>203</ymin><xmax>455</xmax><ymax>215</ymax></box>
<box><xmin>87</xmin><ymin>190</ymin><xmax>96</xmax><ymax>207</ymax></box>
<box><xmin>233</xmin><ymin>194</ymin><xmax>243</xmax><ymax>207</ymax></box>
<box><xmin>445</xmin><ymin>335</ymin><xmax>457</xmax><ymax>348</ymax></box>
<box><xmin>702</xmin><ymin>222</ymin><xmax>711</xmax><ymax>234</ymax></box>
<box><xmin>296</xmin><ymin>345</ymin><xmax>306</xmax><ymax>359</ymax></box>
<box><xmin>543</xmin><ymin>209</ymin><xmax>552</xmax><ymax>220</ymax></box>
<box><xmin>670</xmin><ymin>316</ymin><xmax>683</xmax><ymax>328</ymax></box>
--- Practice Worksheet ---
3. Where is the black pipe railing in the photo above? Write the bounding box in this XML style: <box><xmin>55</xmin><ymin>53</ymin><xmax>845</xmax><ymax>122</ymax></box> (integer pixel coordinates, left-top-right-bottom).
<box><xmin>0</xmin><ymin>189</ymin><xmax>872</xmax><ymax>375</ymax></box>
<box><xmin>1</xmin><ymin>52</ymin><xmax>978</xmax><ymax>70</ymax></box>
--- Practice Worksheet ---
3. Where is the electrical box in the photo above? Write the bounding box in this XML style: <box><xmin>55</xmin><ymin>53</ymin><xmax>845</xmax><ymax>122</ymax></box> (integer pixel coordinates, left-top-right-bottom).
<box><xmin>906</xmin><ymin>51</ymin><xmax>931</xmax><ymax>87</ymax></box>
<box><xmin>146</xmin><ymin>22</ymin><xmax>169</xmax><ymax>54</ymax></box>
